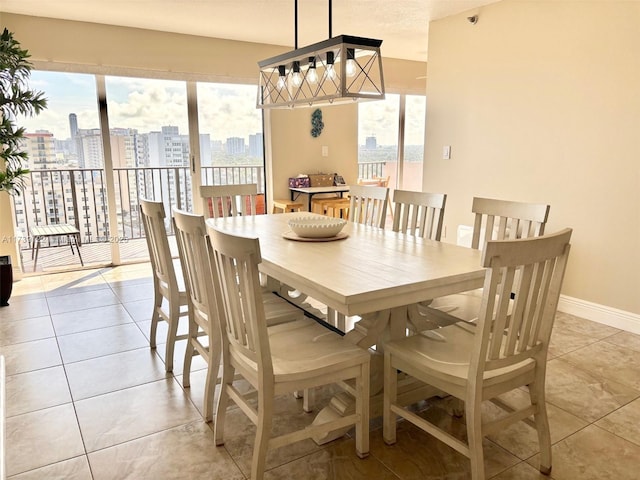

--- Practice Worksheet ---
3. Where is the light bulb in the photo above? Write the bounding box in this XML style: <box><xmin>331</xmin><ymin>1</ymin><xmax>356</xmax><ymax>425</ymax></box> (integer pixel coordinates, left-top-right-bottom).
<box><xmin>307</xmin><ymin>67</ymin><xmax>318</xmax><ymax>84</ymax></box>
<box><xmin>276</xmin><ymin>65</ymin><xmax>286</xmax><ymax>90</ymax></box>
<box><xmin>307</xmin><ymin>56</ymin><xmax>318</xmax><ymax>84</ymax></box>
<box><xmin>345</xmin><ymin>59</ymin><xmax>356</xmax><ymax>77</ymax></box>
<box><xmin>292</xmin><ymin>61</ymin><xmax>302</xmax><ymax>87</ymax></box>
<box><xmin>345</xmin><ymin>48</ymin><xmax>356</xmax><ymax>77</ymax></box>
<box><xmin>326</xmin><ymin>51</ymin><xmax>337</xmax><ymax>80</ymax></box>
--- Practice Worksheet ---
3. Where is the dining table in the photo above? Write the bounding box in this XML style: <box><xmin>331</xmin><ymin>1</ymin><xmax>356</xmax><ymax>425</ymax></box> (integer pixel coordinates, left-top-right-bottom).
<box><xmin>206</xmin><ymin>212</ymin><xmax>485</xmax><ymax>443</ymax></box>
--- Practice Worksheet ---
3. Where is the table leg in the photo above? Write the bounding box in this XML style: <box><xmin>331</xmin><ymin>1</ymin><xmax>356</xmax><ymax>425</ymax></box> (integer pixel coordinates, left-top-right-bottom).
<box><xmin>74</xmin><ymin>234</ymin><xmax>84</xmax><ymax>266</ymax></box>
<box><xmin>311</xmin><ymin>306</ymin><xmax>440</xmax><ymax>445</ymax></box>
<box><xmin>32</xmin><ymin>237</ymin><xmax>41</xmax><ymax>272</ymax></box>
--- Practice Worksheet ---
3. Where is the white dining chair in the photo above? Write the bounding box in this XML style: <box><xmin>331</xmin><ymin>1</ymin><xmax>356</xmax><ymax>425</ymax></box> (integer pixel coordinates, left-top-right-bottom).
<box><xmin>200</xmin><ymin>183</ymin><xmax>260</xmax><ymax>219</ymax></box>
<box><xmin>348</xmin><ymin>184</ymin><xmax>389</xmax><ymax>228</ymax></box>
<box><xmin>384</xmin><ymin>228</ymin><xmax>573</xmax><ymax>480</ymax></box>
<box><xmin>172</xmin><ymin>208</ymin><xmax>307</xmax><ymax>421</ymax></box>
<box><xmin>139</xmin><ymin>197</ymin><xmax>189</xmax><ymax>373</ymax></box>
<box><xmin>207</xmin><ymin>225</ymin><xmax>371</xmax><ymax>480</ymax></box>
<box><xmin>419</xmin><ymin>196</ymin><xmax>551</xmax><ymax>327</ymax></box>
<box><xmin>392</xmin><ymin>190</ymin><xmax>447</xmax><ymax>240</ymax></box>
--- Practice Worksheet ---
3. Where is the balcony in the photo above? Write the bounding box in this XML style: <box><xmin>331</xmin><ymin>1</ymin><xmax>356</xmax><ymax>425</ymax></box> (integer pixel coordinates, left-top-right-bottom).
<box><xmin>11</xmin><ymin>162</ymin><xmax>385</xmax><ymax>273</ymax></box>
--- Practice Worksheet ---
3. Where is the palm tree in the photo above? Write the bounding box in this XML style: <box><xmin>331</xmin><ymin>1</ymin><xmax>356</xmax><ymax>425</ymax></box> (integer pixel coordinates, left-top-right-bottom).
<box><xmin>0</xmin><ymin>27</ymin><xmax>47</xmax><ymax>194</ymax></box>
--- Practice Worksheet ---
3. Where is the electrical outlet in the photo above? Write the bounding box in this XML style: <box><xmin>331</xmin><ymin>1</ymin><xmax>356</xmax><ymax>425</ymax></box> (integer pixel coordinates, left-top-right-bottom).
<box><xmin>442</xmin><ymin>145</ymin><xmax>451</xmax><ymax>160</ymax></box>
<box><xmin>322</xmin><ymin>146</ymin><xmax>329</xmax><ymax>157</ymax></box>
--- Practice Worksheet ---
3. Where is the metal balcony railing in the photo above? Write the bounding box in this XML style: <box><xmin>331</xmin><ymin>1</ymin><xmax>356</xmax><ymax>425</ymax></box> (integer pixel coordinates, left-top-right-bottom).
<box><xmin>12</xmin><ymin>162</ymin><xmax>383</xmax><ymax>253</ymax></box>
<box><xmin>358</xmin><ymin>161</ymin><xmax>386</xmax><ymax>179</ymax></box>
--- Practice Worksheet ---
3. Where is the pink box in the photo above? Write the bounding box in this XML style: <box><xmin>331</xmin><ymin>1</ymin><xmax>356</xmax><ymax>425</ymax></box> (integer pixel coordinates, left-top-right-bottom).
<box><xmin>289</xmin><ymin>177</ymin><xmax>310</xmax><ymax>188</ymax></box>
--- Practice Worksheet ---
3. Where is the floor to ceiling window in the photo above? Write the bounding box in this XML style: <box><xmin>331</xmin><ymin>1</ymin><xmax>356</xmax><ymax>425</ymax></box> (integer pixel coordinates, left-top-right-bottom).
<box><xmin>105</xmin><ymin>76</ymin><xmax>189</xmax><ymax>258</ymax></box>
<box><xmin>402</xmin><ymin>95</ymin><xmax>426</xmax><ymax>191</ymax></box>
<box><xmin>357</xmin><ymin>93</ymin><xmax>426</xmax><ymax>191</ymax></box>
<box><xmin>358</xmin><ymin>94</ymin><xmax>400</xmax><ymax>185</ymax></box>
<box><xmin>14</xmin><ymin>71</ymin><xmax>105</xmax><ymax>269</ymax></box>
<box><xmin>196</xmin><ymin>83</ymin><xmax>265</xmax><ymax>191</ymax></box>
<box><xmin>13</xmin><ymin>72</ymin><xmax>269</xmax><ymax>271</ymax></box>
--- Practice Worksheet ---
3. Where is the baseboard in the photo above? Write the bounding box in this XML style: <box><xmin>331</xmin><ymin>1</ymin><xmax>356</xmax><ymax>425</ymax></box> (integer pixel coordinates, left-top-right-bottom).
<box><xmin>558</xmin><ymin>295</ymin><xmax>640</xmax><ymax>335</ymax></box>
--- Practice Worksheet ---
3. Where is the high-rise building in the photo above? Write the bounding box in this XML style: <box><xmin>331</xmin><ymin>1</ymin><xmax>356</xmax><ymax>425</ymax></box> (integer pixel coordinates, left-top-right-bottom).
<box><xmin>69</xmin><ymin>113</ymin><xmax>78</xmax><ymax>138</ymax></box>
<box><xmin>23</xmin><ymin>130</ymin><xmax>57</xmax><ymax>169</ymax></box>
<box><xmin>226</xmin><ymin>137</ymin><xmax>245</xmax><ymax>155</ymax></box>
<box><xmin>365</xmin><ymin>135</ymin><xmax>377</xmax><ymax>149</ymax></box>
<box><xmin>77</xmin><ymin>128</ymin><xmax>104</xmax><ymax>169</ymax></box>
<box><xmin>249</xmin><ymin>133</ymin><xmax>263</xmax><ymax>158</ymax></box>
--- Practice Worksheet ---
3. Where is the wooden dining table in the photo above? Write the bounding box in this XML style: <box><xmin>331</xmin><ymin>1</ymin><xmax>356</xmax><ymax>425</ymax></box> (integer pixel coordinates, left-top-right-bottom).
<box><xmin>206</xmin><ymin>212</ymin><xmax>485</xmax><ymax>443</ymax></box>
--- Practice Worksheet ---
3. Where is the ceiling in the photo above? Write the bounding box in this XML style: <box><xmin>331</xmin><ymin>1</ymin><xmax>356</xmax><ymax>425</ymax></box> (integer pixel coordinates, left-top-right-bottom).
<box><xmin>0</xmin><ymin>0</ymin><xmax>498</xmax><ymax>62</ymax></box>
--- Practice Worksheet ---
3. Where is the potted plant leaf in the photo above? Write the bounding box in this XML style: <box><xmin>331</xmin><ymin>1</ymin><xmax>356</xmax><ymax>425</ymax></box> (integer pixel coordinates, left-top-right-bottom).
<box><xmin>0</xmin><ymin>27</ymin><xmax>47</xmax><ymax>305</ymax></box>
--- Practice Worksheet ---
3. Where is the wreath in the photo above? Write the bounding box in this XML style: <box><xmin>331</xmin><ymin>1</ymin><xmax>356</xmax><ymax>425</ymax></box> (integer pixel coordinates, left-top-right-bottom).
<box><xmin>310</xmin><ymin>108</ymin><xmax>324</xmax><ymax>137</ymax></box>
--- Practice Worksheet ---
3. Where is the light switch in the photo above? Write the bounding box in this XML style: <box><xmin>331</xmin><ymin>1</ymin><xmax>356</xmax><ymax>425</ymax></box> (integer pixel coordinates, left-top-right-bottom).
<box><xmin>322</xmin><ymin>146</ymin><xmax>329</xmax><ymax>157</ymax></box>
<box><xmin>443</xmin><ymin>145</ymin><xmax>451</xmax><ymax>160</ymax></box>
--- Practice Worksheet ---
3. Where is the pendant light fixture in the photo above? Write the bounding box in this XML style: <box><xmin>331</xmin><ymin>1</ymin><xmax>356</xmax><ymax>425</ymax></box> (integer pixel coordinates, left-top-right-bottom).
<box><xmin>257</xmin><ymin>0</ymin><xmax>385</xmax><ymax>109</ymax></box>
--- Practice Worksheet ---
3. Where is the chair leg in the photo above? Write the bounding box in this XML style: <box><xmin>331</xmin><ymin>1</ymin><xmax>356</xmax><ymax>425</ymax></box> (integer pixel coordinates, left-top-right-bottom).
<box><xmin>149</xmin><ymin>293</ymin><xmax>162</xmax><ymax>350</ymax></box>
<box><xmin>214</xmin><ymin>364</ymin><xmax>235</xmax><ymax>446</ymax></box>
<box><xmin>530</xmin><ymin>372</ymin><xmax>552</xmax><ymax>474</ymax></box>
<box><xmin>465</xmin><ymin>396</ymin><xmax>485</xmax><ymax>480</ymax></box>
<box><xmin>182</xmin><ymin>318</ymin><xmax>197</xmax><ymax>388</ymax></box>
<box><xmin>383</xmin><ymin>351</ymin><xmax>397</xmax><ymax>445</ymax></box>
<box><xmin>164</xmin><ymin>304</ymin><xmax>180</xmax><ymax>373</ymax></box>
<box><xmin>202</xmin><ymin>343</ymin><xmax>220</xmax><ymax>424</ymax></box>
<box><xmin>252</xmin><ymin>386</ymin><xmax>274</xmax><ymax>480</ymax></box>
<box><xmin>355</xmin><ymin>360</ymin><xmax>370</xmax><ymax>458</ymax></box>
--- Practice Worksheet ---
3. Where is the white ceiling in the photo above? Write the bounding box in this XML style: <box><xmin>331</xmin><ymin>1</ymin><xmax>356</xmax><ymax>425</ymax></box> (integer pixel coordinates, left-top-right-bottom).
<box><xmin>0</xmin><ymin>0</ymin><xmax>498</xmax><ymax>62</ymax></box>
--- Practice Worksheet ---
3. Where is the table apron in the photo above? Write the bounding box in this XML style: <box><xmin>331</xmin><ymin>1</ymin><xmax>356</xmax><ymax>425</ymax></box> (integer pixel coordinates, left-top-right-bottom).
<box><xmin>261</xmin><ymin>263</ymin><xmax>484</xmax><ymax>317</ymax></box>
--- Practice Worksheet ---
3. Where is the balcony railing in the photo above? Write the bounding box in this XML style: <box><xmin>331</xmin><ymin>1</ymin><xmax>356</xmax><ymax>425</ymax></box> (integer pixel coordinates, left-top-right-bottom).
<box><xmin>358</xmin><ymin>161</ymin><xmax>385</xmax><ymax>179</ymax></box>
<box><xmin>12</xmin><ymin>161</ymin><xmax>384</xmax><ymax>265</ymax></box>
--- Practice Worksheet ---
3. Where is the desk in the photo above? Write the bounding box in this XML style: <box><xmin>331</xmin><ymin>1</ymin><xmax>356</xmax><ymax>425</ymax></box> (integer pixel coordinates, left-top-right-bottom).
<box><xmin>207</xmin><ymin>212</ymin><xmax>485</xmax><ymax>442</ymax></box>
<box><xmin>289</xmin><ymin>185</ymin><xmax>350</xmax><ymax>212</ymax></box>
<box><xmin>31</xmin><ymin>224</ymin><xmax>84</xmax><ymax>272</ymax></box>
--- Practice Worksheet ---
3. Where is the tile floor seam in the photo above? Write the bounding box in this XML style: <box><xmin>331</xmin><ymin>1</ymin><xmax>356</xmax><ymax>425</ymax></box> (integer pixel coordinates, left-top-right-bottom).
<box><xmin>550</xmin><ymin>349</ymin><xmax>640</xmax><ymax>399</ymax></box>
<box><xmin>587</xmin><ymin>421</ymin><xmax>640</xmax><ymax>449</ymax></box>
<box><xmin>56</xmin><ymin>331</ymin><xmax>93</xmax><ymax>466</ymax></box>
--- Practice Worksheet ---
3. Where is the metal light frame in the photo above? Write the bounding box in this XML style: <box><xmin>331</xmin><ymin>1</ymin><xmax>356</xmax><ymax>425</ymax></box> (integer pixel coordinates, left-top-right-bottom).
<box><xmin>257</xmin><ymin>2</ymin><xmax>385</xmax><ymax>109</ymax></box>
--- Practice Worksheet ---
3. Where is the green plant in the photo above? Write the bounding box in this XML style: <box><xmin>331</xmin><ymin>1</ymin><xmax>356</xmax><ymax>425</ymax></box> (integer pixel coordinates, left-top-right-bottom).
<box><xmin>0</xmin><ymin>28</ymin><xmax>47</xmax><ymax>195</ymax></box>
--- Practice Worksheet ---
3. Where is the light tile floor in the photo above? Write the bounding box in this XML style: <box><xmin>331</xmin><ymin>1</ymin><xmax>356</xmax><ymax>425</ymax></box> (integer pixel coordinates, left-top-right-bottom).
<box><xmin>2</xmin><ymin>264</ymin><xmax>640</xmax><ymax>479</ymax></box>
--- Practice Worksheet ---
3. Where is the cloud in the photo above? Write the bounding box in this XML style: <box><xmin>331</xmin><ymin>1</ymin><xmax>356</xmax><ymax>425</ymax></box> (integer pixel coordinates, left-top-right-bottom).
<box><xmin>22</xmin><ymin>73</ymin><xmax>263</xmax><ymax>142</ymax></box>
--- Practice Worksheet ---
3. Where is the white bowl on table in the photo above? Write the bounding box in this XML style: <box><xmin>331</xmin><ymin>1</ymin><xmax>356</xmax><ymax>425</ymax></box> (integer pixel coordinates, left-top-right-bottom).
<box><xmin>288</xmin><ymin>216</ymin><xmax>347</xmax><ymax>238</ymax></box>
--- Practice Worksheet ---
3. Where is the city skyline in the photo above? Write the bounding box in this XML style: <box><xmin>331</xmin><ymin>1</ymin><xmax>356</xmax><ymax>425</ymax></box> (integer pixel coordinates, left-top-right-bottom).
<box><xmin>24</xmin><ymin>71</ymin><xmax>425</xmax><ymax>147</ymax></box>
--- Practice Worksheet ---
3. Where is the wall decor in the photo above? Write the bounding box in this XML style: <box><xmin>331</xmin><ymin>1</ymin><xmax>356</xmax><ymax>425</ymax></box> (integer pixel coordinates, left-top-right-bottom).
<box><xmin>311</xmin><ymin>108</ymin><xmax>324</xmax><ymax>137</ymax></box>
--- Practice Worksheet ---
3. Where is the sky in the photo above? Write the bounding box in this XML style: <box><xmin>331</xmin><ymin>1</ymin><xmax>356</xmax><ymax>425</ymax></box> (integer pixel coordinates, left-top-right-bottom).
<box><xmin>23</xmin><ymin>71</ymin><xmax>425</xmax><ymax>146</ymax></box>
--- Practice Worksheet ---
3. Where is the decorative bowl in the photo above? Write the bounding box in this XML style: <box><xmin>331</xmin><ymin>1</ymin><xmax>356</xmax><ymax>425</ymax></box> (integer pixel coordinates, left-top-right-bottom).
<box><xmin>288</xmin><ymin>216</ymin><xmax>347</xmax><ymax>238</ymax></box>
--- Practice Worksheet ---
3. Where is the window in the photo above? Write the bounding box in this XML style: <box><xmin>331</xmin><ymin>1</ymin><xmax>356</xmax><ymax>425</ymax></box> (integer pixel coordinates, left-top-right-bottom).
<box><xmin>358</xmin><ymin>93</ymin><xmax>426</xmax><ymax>191</ymax></box>
<box><xmin>358</xmin><ymin>94</ymin><xmax>399</xmax><ymax>183</ymax></box>
<box><xmin>197</xmin><ymin>83</ymin><xmax>265</xmax><ymax>189</ymax></box>
<box><xmin>402</xmin><ymin>95</ymin><xmax>426</xmax><ymax>191</ymax></box>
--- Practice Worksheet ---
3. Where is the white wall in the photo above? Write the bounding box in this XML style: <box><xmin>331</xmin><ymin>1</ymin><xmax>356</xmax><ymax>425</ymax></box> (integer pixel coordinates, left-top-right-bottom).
<box><xmin>424</xmin><ymin>0</ymin><xmax>640</xmax><ymax>315</ymax></box>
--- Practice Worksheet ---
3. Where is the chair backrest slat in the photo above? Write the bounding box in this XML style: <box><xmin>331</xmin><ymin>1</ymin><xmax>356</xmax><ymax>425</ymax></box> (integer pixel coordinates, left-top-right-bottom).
<box><xmin>200</xmin><ymin>184</ymin><xmax>259</xmax><ymax>219</ymax></box>
<box><xmin>392</xmin><ymin>190</ymin><xmax>446</xmax><ymax>240</ymax></box>
<box><xmin>348</xmin><ymin>184</ymin><xmax>389</xmax><ymax>228</ymax></box>
<box><xmin>473</xmin><ymin>228</ymin><xmax>572</xmax><ymax>375</ymax></box>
